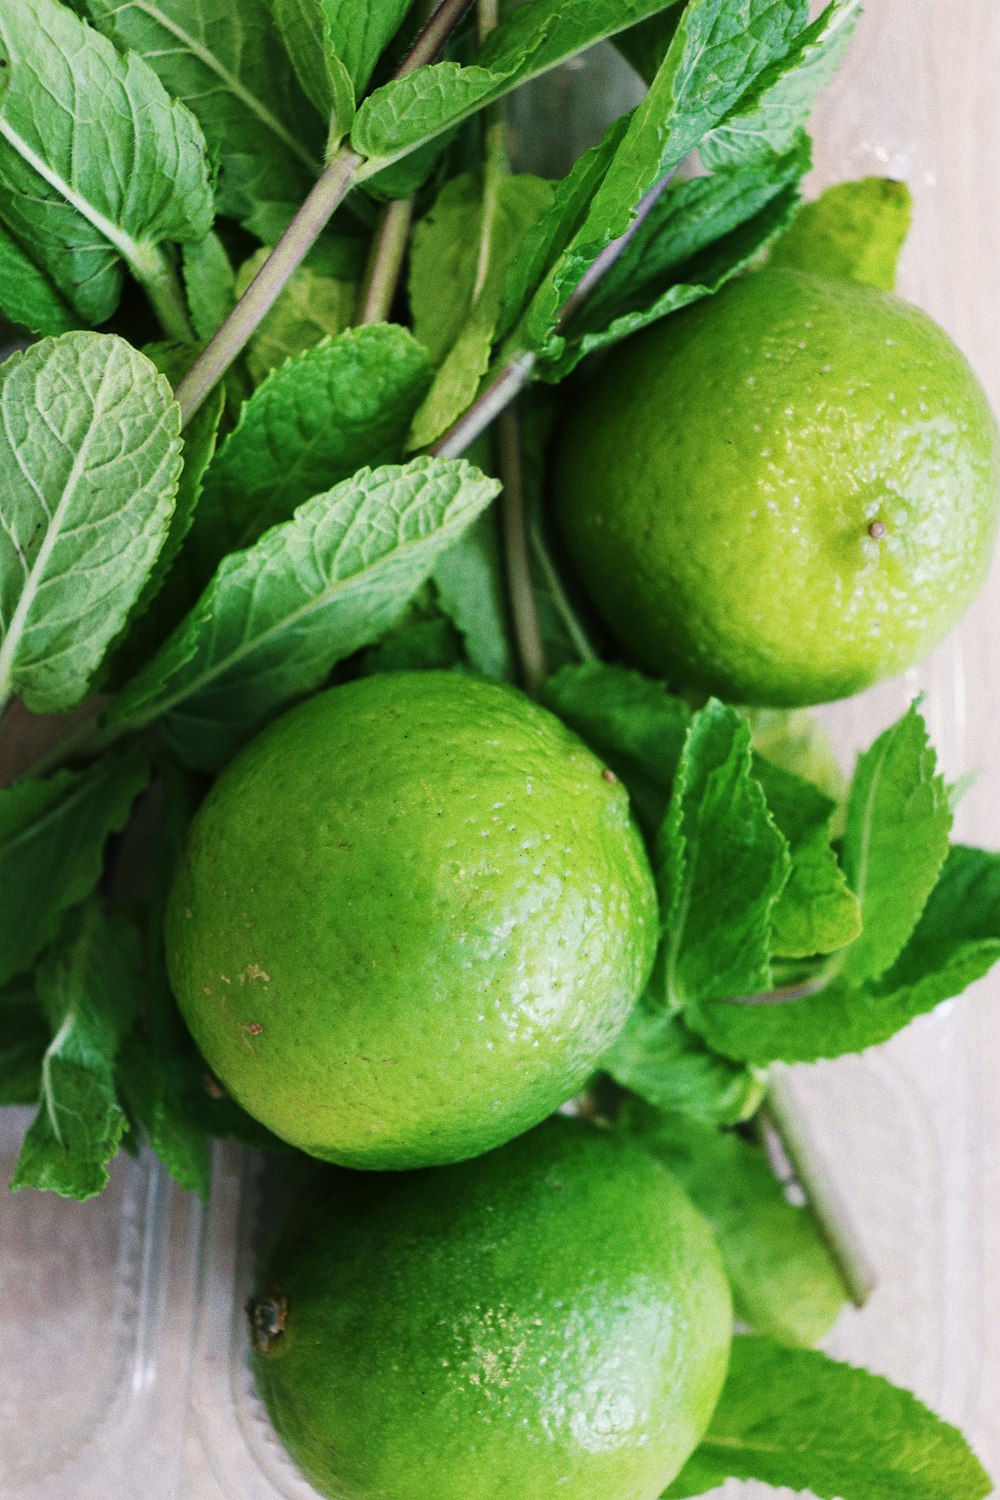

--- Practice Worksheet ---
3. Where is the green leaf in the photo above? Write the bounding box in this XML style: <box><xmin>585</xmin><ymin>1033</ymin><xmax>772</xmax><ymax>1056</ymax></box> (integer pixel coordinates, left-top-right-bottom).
<box><xmin>272</xmin><ymin>0</ymin><xmax>356</xmax><ymax>136</ymax></box>
<box><xmin>518</xmin><ymin>0</ymin><xmax>812</xmax><ymax>360</ymax></box>
<box><xmin>0</xmin><ymin>224</ymin><xmax>75</xmax><ymax>337</ymax></box>
<box><xmin>0</xmin><ymin>982</ymin><xmax>49</xmax><ymax>1106</ymax></box>
<box><xmin>189</xmin><ymin>323</ymin><xmax>432</xmax><ymax>568</ymax></box>
<box><xmin>603</xmin><ymin>1003</ymin><xmax>763</xmax><ymax>1125</ymax></box>
<box><xmin>665</xmin><ymin>1336</ymin><xmax>992</xmax><ymax>1499</ymax></box>
<box><xmin>234</xmin><ymin>248</ymin><xmax>358</xmax><ymax>383</ymax></box>
<box><xmin>182</xmin><ymin>231</ymin><xmax>237</xmax><ymax>343</ymax></box>
<box><xmin>755</xmin><ymin>756</ymin><xmax>860</xmax><ymax>959</ymax></box>
<box><xmin>11</xmin><ymin>904</ymin><xmax>141</xmax><ymax>1201</ymax></box>
<box><xmin>360</xmin><ymin>612</ymin><xmax>463</xmax><ymax>676</ymax></box>
<box><xmin>0</xmin><ymin>747</ymin><xmax>151</xmax><ymax>987</ymax></box>
<box><xmin>545</xmin><ymin>139</ymin><xmax>808</xmax><ymax>376</ymax></box>
<box><xmin>840</xmin><ymin>703</ymin><xmax>951</xmax><ymax>986</ymax></box>
<box><xmin>683</xmin><ymin>843</ymin><xmax>1000</xmax><ymax>1065</ymax></box>
<box><xmin>108</xmin><ymin>458</ymin><xmax>501</xmax><ymax>770</ymax></box>
<box><xmin>0</xmin><ymin>0</ymin><xmax>213</xmax><ymax>326</ymax></box>
<box><xmin>660</xmin><ymin>701</ymin><xmax>790</xmax><ymax>1010</ymax></box>
<box><xmin>613</xmin><ymin>5</ymin><xmax>683</xmax><ymax>85</ymax></box>
<box><xmin>623</xmin><ymin>1104</ymin><xmax>844</xmax><ymax>1345</ymax></box>
<box><xmin>772</xmin><ymin>176</ymin><xmax>914</xmax><ymax>291</ymax></box>
<box><xmin>81</xmin><ymin>0</ymin><xmax>323</xmax><ymax>243</ymax></box>
<box><xmin>0</xmin><ymin>334</ymin><xmax>182</xmax><ymax>713</ymax></box>
<box><xmin>700</xmin><ymin>0</ymin><xmax>862</xmax><ymax>169</ymax></box>
<box><xmin>432</xmin><ymin>511</ymin><xmax>516</xmax><ymax>682</ymax></box>
<box><xmin>744</xmin><ymin>705</ymin><xmax>846</xmax><ymax>802</ymax></box>
<box><xmin>351</xmin><ymin>0</ymin><xmax>682</xmax><ymax>170</ymax></box>
<box><xmin>542</xmin><ymin>662</ymin><xmax>691</xmax><ymax>833</ymax></box>
<box><xmin>407</xmin><ymin>172</ymin><xmax>554</xmax><ymax>449</ymax></box>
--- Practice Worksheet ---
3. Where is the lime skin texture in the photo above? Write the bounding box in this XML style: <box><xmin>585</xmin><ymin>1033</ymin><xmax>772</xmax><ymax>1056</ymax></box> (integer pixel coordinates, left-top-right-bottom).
<box><xmin>554</xmin><ymin>267</ymin><xmax>1000</xmax><ymax>707</ymax></box>
<box><xmin>250</xmin><ymin>1116</ymin><xmax>733</xmax><ymax>1500</ymax></box>
<box><xmin>165</xmin><ymin>672</ymin><xmax>658</xmax><ymax>1170</ymax></box>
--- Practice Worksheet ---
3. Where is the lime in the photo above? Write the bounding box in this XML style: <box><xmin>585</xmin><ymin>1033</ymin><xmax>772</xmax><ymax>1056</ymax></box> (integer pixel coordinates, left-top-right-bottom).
<box><xmin>554</xmin><ymin>267</ymin><xmax>1000</xmax><ymax>706</ymax></box>
<box><xmin>250</xmin><ymin>1116</ymin><xmax>733</xmax><ymax>1500</ymax></box>
<box><xmin>165</xmin><ymin>672</ymin><xmax>657</xmax><ymax>1169</ymax></box>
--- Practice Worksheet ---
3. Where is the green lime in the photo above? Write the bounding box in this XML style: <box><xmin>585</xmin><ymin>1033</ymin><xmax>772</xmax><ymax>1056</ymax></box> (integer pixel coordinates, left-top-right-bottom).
<box><xmin>250</xmin><ymin>1116</ymin><xmax>733</xmax><ymax>1500</ymax></box>
<box><xmin>165</xmin><ymin>672</ymin><xmax>657</xmax><ymax>1169</ymax></box>
<box><xmin>554</xmin><ymin>267</ymin><xmax>1000</xmax><ymax>706</ymax></box>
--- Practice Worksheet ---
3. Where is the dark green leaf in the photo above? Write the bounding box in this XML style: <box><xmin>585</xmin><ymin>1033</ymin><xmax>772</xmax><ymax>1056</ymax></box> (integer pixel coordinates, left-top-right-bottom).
<box><xmin>182</xmin><ymin>232</ymin><xmax>237</xmax><ymax>343</ymax></box>
<box><xmin>622</xmin><ymin>1104</ymin><xmax>844</xmax><ymax>1345</ymax></box>
<box><xmin>11</xmin><ymin>904</ymin><xmax>140</xmax><ymax>1200</ymax></box>
<box><xmin>432</xmin><ymin>511</ymin><xmax>516</xmax><ymax>682</ymax></box>
<box><xmin>542</xmin><ymin>662</ymin><xmax>691</xmax><ymax>832</ymax></box>
<box><xmin>108</xmin><ymin>458</ymin><xmax>501</xmax><ymax>770</ymax></box>
<box><xmin>666</xmin><ymin>1336</ymin><xmax>992</xmax><ymax>1499</ymax></box>
<box><xmin>840</xmin><ymin>703</ymin><xmax>951</xmax><ymax>986</ymax></box>
<box><xmin>0</xmin><ymin>0</ymin><xmax>213</xmax><ymax>325</ymax></box>
<box><xmin>660</xmin><ymin>700</ymin><xmax>790</xmax><ymax>1010</ymax></box>
<box><xmin>189</xmin><ymin>323</ymin><xmax>432</xmax><ymax>569</ymax></box>
<box><xmin>0</xmin><ymin>982</ymin><xmax>48</xmax><ymax>1105</ymax></box>
<box><xmin>0</xmin><ymin>746</ymin><xmax>151</xmax><ymax>987</ymax></box>
<box><xmin>82</xmin><ymin>0</ymin><xmax>323</xmax><ymax>243</ymax></box>
<box><xmin>772</xmin><ymin>175</ymin><xmax>914</xmax><ymax>290</ymax></box>
<box><xmin>603</xmin><ymin>1003</ymin><xmax>762</xmax><ymax>1125</ymax></box>
<box><xmin>0</xmin><ymin>334</ymin><xmax>183</xmax><ymax>713</ymax></box>
<box><xmin>361</xmin><ymin>613</ymin><xmax>464</xmax><ymax>676</ymax></box>
<box><xmin>613</xmin><ymin>5</ymin><xmax>683</xmax><ymax>85</ymax></box>
<box><xmin>233</xmin><ymin>248</ymin><xmax>358</xmax><ymax>383</ymax></box>
<box><xmin>0</xmin><ymin>226</ymin><xmax>75</xmax><ymax>337</ymax></box>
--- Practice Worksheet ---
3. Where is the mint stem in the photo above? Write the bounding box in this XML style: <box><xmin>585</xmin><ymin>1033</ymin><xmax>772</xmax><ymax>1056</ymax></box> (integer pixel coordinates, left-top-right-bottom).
<box><xmin>172</xmin><ymin>0</ymin><xmax>475</xmax><ymax>427</ymax></box>
<box><xmin>763</xmin><ymin>1067</ymin><xmax>877</xmax><ymax>1308</ymax></box>
<box><xmin>139</xmin><ymin>248</ymin><xmax>196</xmax><ymax>344</ymax></box>
<box><xmin>356</xmin><ymin>197</ymin><xmax>415</xmax><ymax>325</ymax></box>
<box><xmin>497</xmin><ymin>403</ymin><xmax>546</xmax><ymax>696</ymax></box>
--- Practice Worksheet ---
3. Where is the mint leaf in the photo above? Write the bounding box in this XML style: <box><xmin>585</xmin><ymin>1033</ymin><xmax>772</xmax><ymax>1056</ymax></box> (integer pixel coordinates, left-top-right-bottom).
<box><xmin>772</xmin><ymin>175</ymin><xmax>914</xmax><ymax>290</ymax></box>
<box><xmin>0</xmin><ymin>334</ymin><xmax>183</xmax><ymax>713</ymax></box>
<box><xmin>623</xmin><ymin>1104</ymin><xmax>844</xmax><ymax>1346</ymax></box>
<box><xmin>0</xmin><ymin>747</ymin><xmax>151</xmax><ymax>987</ymax></box>
<box><xmin>11</xmin><ymin>904</ymin><xmax>141</xmax><ymax>1201</ymax></box>
<box><xmin>190</xmin><ymin>324</ymin><xmax>432</xmax><ymax>567</ymax></box>
<box><xmin>0</xmin><ymin>225</ymin><xmax>74</xmax><ymax>337</ymax></box>
<box><xmin>548</xmin><ymin>139</ymin><xmax>807</xmax><ymax>375</ymax></box>
<box><xmin>351</xmin><ymin>0</ymin><xmax>680</xmax><ymax>170</ymax></box>
<box><xmin>840</xmin><ymin>703</ymin><xmax>951</xmax><ymax>986</ymax></box>
<box><xmin>82</xmin><ymin>0</ymin><xmax>323</xmax><ymax>243</ymax></box>
<box><xmin>0</xmin><ymin>0</ymin><xmax>213</xmax><ymax>325</ymax></box>
<box><xmin>182</xmin><ymin>231</ymin><xmax>237</xmax><ymax>343</ymax></box>
<box><xmin>542</xmin><ymin>662</ymin><xmax>691</xmax><ymax>832</ymax></box>
<box><xmin>666</xmin><ymin>1336</ymin><xmax>992</xmax><ymax>1499</ymax></box>
<box><xmin>108</xmin><ymin>458</ymin><xmax>501</xmax><ymax>770</ymax></box>
<box><xmin>408</xmin><ymin>172</ymin><xmax>554</xmax><ymax>448</ymax></box>
<box><xmin>518</xmin><ymin>0</ymin><xmax>812</xmax><ymax>360</ymax></box>
<box><xmin>234</xmin><ymin>248</ymin><xmax>358</xmax><ymax>383</ymax></box>
<box><xmin>361</xmin><ymin>612</ymin><xmax>463</xmax><ymax>676</ymax></box>
<box><xmin>613</xmin><ymin>6</ymin><xmax>683</xmax><ymax>85</ymax></box>
<box><xmin>272</xmin><ymin>0</ymin><xmax>355</xmax><ymax>136</ymax></box>
<box><xmin>0</xmin><ymin>982</ymin><xmax>48</xmax><ymax>1106</ymax></box>
<box><xmin>700</xmin><ymin>0</ymin><xmax>862</xmax><ymax>169</ymax></box>
<box><xmin>755</xmin><ymin>756</ymin><xmax>860</xmax><ymax>959</ymax></box>
<box><xmin>745</xmin><ymin>705</ymin><xmax>846</xmax><ymax>801</ymax></box>
<box><xmin>432</xmin><ymin>511</ymin><xmax>516</xmax><ymax>682</ymax></box>
<box><xmin>661</xmin><ymin>701</ymin><xmax>790</xmax><ymax>1009</ymax></box>
<box><xmin>603</xmin><ymin>1003</ymin><xmax>763</xmax><ymax>1125</ymax></box>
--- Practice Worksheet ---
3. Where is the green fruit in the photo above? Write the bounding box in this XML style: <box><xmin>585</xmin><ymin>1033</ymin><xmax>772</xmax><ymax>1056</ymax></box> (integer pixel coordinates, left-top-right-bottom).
<box><xmin>165</xmin><ymin>672</ymin><xmax>657</xmax><ymax>1169</ymax></box>
<box><xmin>554</xmin><ymin>267</ymin><xmax>1000</xmax><ymax>706</ymax></box>
<box><xmin>250</xmin><ymin>1117</ymin><xmax>733</xmax><ymax>1500</ymax></box>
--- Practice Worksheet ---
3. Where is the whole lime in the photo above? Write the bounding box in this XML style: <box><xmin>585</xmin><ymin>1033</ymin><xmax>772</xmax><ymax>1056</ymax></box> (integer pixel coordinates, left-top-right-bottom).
<box><xmin>250</xmin><ymin>1117</ymin><xmax>733</xmax><ymax>1500</ymax></box>
<box><xmin>554</xmin><ymin>267</ymin><xmax>1000</xmax><ymax>705</ymax></box>
<box><xmin>165</xmin><ymin>672</ymin><xmax>657</xmax><ymax>1169</ymax></box>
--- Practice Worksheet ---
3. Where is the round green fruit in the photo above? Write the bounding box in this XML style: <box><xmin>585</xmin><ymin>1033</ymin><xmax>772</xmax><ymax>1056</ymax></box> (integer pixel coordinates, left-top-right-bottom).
<box><xmin>165</xmin><ymin>672</ymin><xmax>658</xmax><ymax>1169</ymax></box>
<box><xmin>250</xmin><ymin>1116</ymin><xmax>733</xmax><ymax>1500</ymax></box>
<box><xmin>554</xmin><ymin>267</ymin><xmax>1000</xmax><ymax>706</ymax></box>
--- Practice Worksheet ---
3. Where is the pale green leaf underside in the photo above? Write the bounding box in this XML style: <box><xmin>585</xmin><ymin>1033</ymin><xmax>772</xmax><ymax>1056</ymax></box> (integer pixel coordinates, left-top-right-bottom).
<box><xmin>0</xmin><ymin>0</ymin><xmax>213</xmax><ymax>325</ymax></box>
<box><xmin>82</xmin><ymin>0</ymin><xmax>322</xmax><ymax>241</ymax></box>
<box><xmin>108</xmin><ymin>457</ymin><xmax>501</xmax><ymax>769</ymax></box>
<box><xmin>0</xmin><ymin>747</ymin><xmax>151</xmax><ymax>988</ymax></box>
<box><xmin>666</xmin><ymin>1337</ymin><xmax>992</xmax><ymax>1499</ymax></box>
<box><xmin>351</xmin><ymin>0</ymin><xmax>682</xmax><ymax>169</ymax></box>
<box><xmin>12</xmin><ymin>904</ymin><xmax>141</xmax><ymax>1201</ymax></box>
<box><xmin>0</xmin><ymin>333</ymin><xmax>183</xmax><ymax>713</ymax></box>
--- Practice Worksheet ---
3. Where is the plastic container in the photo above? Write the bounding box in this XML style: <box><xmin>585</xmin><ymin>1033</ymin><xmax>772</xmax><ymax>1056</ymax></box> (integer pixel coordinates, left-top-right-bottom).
<box><xmin>3</xmin><ymin>4</ymin><xmax>999</xmax><ymax>1496</ymax></box>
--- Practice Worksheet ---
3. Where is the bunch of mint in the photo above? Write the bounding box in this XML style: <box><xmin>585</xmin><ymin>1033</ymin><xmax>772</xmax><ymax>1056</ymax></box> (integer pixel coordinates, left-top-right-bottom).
<box><xmin>0</xmin><ymin>1</ymin><xmax>994</xmax><ymax>1495</ymax></box>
